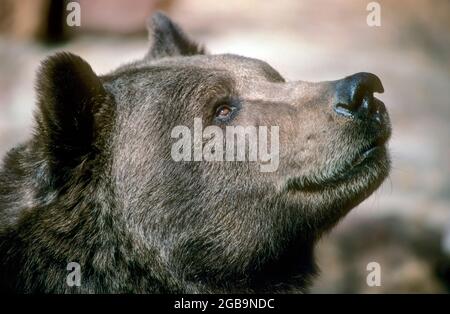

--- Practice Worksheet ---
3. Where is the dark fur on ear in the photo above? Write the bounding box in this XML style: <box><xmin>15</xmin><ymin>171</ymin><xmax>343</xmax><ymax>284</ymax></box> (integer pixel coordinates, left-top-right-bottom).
<box><xmin>35</xmin><ymin>52</ymin><xmax>108</xmax><ymax>179</ymax></box>
<box><xmin>147</xmin><ymin>11</ymin><xmax>206</xmax><ymax>59</ymax></box>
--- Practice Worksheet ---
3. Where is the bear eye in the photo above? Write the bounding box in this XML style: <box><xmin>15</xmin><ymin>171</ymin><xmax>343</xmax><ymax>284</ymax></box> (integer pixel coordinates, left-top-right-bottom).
<box><xmin>213</xmin><ymin>97</ymin><xmax>240</xmax><ymax>123</ymax></box>
<box><xmin>215</xmin><ymin>105</ymin><xmax>232</xmax><ymax>118</ymax></box>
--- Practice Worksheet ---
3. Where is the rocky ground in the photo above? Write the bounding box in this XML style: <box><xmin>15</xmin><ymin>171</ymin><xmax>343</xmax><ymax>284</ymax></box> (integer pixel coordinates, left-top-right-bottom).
<box><xmin>0</xmin><ymin>0</ymin><xmax>449</xmax><ymax>292</ymax></box>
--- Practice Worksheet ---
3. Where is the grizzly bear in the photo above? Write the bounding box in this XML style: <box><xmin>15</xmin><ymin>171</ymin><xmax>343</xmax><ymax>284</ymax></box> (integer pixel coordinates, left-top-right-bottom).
<box><xmin>0</xmin><ymin>12</ymin><xmax>390</xmax><ymax>293</ymax></box>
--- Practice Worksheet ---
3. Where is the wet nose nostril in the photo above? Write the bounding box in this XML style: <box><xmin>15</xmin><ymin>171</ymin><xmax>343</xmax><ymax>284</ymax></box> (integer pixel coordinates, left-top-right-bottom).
<box><xmin>333</xmin><ymin>72</ymin><xmax>383</xmax><ymax>119</ymax></box>
<box><xmin>334</xmin><ymin>102</ymin><xmax>358</xmax><ymax>117</ymax></box>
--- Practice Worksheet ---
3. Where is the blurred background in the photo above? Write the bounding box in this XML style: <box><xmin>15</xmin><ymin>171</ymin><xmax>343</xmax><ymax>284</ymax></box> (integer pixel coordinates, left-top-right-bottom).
<box><xmin>0</xmin><ymin>0</ymin><xmax>449</xmax><ymax>293</ymax></box>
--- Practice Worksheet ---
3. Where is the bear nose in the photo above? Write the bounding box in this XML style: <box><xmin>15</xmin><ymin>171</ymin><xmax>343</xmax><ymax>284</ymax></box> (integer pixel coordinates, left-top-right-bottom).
<box><xmin>333</xmin><ymin>72</ymin><xmax>384</xmax><ymax>119</ymax></box>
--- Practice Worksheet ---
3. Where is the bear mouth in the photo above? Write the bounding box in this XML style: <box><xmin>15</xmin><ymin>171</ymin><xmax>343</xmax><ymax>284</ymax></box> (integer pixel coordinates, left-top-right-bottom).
<box><xmin>286</xmin><ymin>135</ymin><xmax>390</xmax><ymax>192</ymax></box>
<box><xmin>349</xmin><ymin>136</ymin><xmax>387</xmax><ymax>168</ymax></box>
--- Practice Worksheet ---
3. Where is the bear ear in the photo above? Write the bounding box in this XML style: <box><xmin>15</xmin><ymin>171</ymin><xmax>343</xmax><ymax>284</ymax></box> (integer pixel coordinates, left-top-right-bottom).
<box><xmin>146</xmin><ymin>11</ymin><xmax>206</xmax><ymax>59</ymax></box>
<box><xmin>35</xmin><ymin>52</ymin><xmax>108</xmax><ymax>176</ymax></box>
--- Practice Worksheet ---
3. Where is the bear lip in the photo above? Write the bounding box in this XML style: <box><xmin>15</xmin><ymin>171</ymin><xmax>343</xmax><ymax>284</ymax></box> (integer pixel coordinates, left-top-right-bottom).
<box><xmin>350</xmin><ymin>142</ymin><xmax>380</xmax><ymax>167</ymax></box>
<box><xmin>350</xmin><ymin>130</ymin><xmax>390</xmax><ymax>168</ymax></box>
<box><xmin>285</xmin><ymin>140</ymin><xmax>389</xmax><ymax>192</ymax></box>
